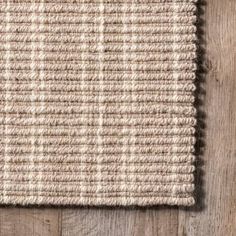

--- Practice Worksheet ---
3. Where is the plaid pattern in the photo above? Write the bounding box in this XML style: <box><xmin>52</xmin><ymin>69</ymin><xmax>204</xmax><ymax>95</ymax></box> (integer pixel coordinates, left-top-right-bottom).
<box><xmin>0</xmin><ymin>0</ymin><xmax>197</xmax><ymax>206</ymax></box>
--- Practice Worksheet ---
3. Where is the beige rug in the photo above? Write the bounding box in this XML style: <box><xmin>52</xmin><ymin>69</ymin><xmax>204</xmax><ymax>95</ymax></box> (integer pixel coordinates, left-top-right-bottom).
<box><xmin>0</xmin><ymin>0</ymin><xmax>197</xmax><ymax>206</ymax></box>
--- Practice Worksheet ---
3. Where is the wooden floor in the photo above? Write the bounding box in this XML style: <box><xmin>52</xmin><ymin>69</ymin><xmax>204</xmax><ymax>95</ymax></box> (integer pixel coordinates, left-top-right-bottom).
<box><xmin>0</xmin><ymin>0</ymin><xmax>235</xmax><ymax>235</ymax></box>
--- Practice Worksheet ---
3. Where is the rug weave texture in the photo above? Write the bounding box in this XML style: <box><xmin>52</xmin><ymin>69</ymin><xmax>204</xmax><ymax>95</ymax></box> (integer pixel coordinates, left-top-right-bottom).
<box><xmin>0</xmin><ymin>0</ymin><xmax>197</xmax><ymax>206</ymax></box>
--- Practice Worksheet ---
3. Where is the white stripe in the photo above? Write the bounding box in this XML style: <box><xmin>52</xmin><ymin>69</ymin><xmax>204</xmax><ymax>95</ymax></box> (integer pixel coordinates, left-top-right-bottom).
<box><xmin>38</xmin><ymin>0</ymin><xmax>45</xmax><ymax>204</ymax></box>
<box><xmin>97</xmin><ymin>0</ymin><xmax>104</xmax><ymax>203</ymax></box>
<box><xmin>3</xmin><ymin>0</ymin><xmax>11</xmax><ymax>202</ymax></box>
<box><xmin>80</xmin><ymin>0</ymin><xmax>86</xmax><ymax>201</ymax></box>
<box><xmin>130</xmin><ymin>0</ymin><xmax>137</xmax><ymax>201</ymax></box>
<box><xmin>30</xmin><ymin>0</ymin><xmax>36</xmax><ymax>198</ymax></box>
<box><xmin>172</xmin><ymin>0</ymin><xmax>180</xmax><ymax>195</ymax></box>
<box><xmin>122</xmin><ymin>1</ymin><xmax>128</xmax><ymax>205</ymax></box>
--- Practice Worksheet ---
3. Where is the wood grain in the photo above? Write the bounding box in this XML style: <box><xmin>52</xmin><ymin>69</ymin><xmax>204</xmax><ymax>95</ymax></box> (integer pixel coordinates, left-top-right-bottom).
<box><xmin>0</xmin><ymin>0</ymin><xmax>235</xmax><ymax>235</ymax></box>
<box><xmin>61</xmin><ymin>207</ymin><xmax>178</xmax><ymax>236</ymax></box>
<box><xmin>0</xmin><ymin>208</ymin><xmax>61</xmax><ymax>236</ymax></box>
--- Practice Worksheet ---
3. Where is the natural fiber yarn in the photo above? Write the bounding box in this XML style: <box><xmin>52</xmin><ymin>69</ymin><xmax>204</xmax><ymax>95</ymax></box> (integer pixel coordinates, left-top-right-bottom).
<box><xmin>0</xmin><ymin>0</ymin><xmax>197</xmax><ymax>206</ymax></box>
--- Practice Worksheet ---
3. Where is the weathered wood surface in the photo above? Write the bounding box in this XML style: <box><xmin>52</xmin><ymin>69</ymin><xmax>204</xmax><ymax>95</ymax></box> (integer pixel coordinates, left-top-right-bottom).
<box><xmin>0</xmin><ymin>0</ymin><xmax>235</xmax><ymax>235</ymax></box>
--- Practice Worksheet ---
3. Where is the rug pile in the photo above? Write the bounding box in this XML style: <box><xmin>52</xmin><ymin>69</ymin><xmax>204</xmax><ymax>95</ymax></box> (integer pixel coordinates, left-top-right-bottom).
<box><xmin>0</xmin><ymin>0</ymin><xmax>197</xmax><ymax>206</ymax></box>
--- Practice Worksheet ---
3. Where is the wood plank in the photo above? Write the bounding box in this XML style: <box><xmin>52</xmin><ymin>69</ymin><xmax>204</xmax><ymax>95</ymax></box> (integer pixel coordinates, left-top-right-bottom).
<box><xmin>0</xmin><ymin>208</ymin><xmax>61</xmax><ymax>236</ymax></box>
<box><xmin>61</xmin><ymin>207</ymin><xmax>178</xmax><ymax>236</ymax></box>
<box><xmin>178</xmin><ymin>0</ymin><xmax>236</xmax><ymax>235</ymax></box>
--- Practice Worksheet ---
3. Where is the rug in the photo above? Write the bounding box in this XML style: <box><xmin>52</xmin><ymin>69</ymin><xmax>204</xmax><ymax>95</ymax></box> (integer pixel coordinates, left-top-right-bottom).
<box><xmin>0</xmin><ymin>0</ymin><xmax>197</xmax><ymax>206</ymax></box>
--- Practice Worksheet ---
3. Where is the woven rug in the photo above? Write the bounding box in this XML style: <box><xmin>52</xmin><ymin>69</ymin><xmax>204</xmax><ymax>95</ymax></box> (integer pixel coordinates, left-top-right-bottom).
<box><xmin>0</xmin><ymin>0</ymin><xmax>197</xmax><ymax>206</ymax></box>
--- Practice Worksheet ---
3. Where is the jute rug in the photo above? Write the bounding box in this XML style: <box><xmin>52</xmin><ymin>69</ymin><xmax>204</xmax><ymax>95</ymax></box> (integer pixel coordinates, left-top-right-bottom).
<box><xmin>0</xmin><ymin>0</ymin><xmax>197</xmax><ymax>206</ymax></box>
